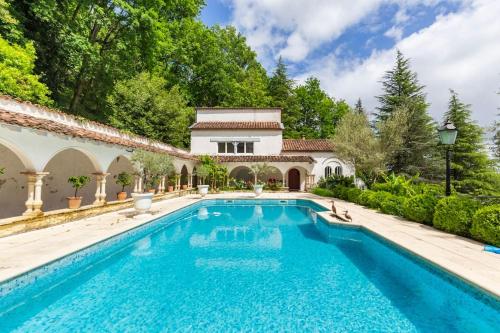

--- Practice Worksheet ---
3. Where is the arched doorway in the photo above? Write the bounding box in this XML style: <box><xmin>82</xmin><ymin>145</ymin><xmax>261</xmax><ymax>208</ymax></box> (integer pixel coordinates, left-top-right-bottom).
<box><xmin>0</xmin><ymin>143</ymin><xmax>30</xmax><ymax>218</ymax></box>
<box><xmin>192</xmin><ymin>167</ymin><xmax>198</xmax><ymax>187</ymax></box>
<box><xmin>42</xmin><ymin>148</ymin><xmax>98</xmax><ymax>211</ymax></box>
<box><xmin>288</xmin><ymin>168</ymin><xmax>300</xmax><ymax>191</ymax></box>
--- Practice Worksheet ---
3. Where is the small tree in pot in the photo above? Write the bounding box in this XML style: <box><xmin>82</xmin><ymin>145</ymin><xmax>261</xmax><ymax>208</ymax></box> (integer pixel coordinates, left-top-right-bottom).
<box><xmin>116</xmin><ymin>172</ymin><xmax>132</xmax><ymax>201</ymax></box>
<box><xmin>196</xmin><ymin>165</ymin><xmax>210</xmax><ymax>197</ymax></box>
<box><xmin>250</xmin><ymin>163</ymin><xmax>271</xmax><ymax>196</ymax></box>
<box><xmin>67</xmin><ymin>175</ymin><xmax>90</xmax><ymax>209</ymax></box>
<box><xmin>131</xmin><ymin>150</ymin><xmax>173</xmax><ymax>214</ymax></box>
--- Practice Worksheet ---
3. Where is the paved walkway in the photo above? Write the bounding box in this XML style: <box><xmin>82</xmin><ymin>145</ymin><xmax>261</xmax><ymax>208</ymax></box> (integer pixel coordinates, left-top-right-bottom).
<box><xmin>0</xmin><ymin>192</ymin><xmax>498</xmax><ymax>298</ymax></box>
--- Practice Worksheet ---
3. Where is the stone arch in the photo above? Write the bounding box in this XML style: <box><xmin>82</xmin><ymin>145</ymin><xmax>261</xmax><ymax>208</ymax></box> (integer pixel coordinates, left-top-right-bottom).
<box><xmin>42</xmin><ymin>148</ymin><xmax>98</xmax><ymax>211</ymax></box>
<box><xmin>42</xmin><ymin>147</ymin><xmax>103</xmax><ymax>173</ymax></box>
<box><xmin>0</xmin><ymin>141</ymin><xmax>31</xmax><ymax>218</ymax></box>
<box><xmin>180</xmin><ymin>165</ymin><xmax>189</xmax><ymax>187</ymax></box>
<box><xmin>260</xmin><ymin>166</ymin><xmax>283</xmax><ymax>185</ymax></box>
<box><xmin>106</xmin><ymin>155</ymin><xmax>136</xmax><ymax>201</ymax></box>
<box><xmin>229</xmin><ymin>165</ymin><xmax>253</xmax><ymax>184</ymax></box>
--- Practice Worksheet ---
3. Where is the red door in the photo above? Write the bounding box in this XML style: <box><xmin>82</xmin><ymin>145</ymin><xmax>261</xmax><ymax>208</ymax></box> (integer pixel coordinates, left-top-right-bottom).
<box><xmin>288</xmin><ymin>169</ymin><xmax>300</xmax><ymax>191</ymax></box>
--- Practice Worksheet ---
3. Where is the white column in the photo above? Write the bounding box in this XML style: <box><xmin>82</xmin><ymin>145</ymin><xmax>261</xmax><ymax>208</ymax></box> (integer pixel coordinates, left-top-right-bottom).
<box><xmin>93</xmin><ymin>173</ymin><xmax>110</xmax><ymax>205</ymax></box>
<box><xmin>133</xmin><ymin>174</ymin><xmax>143</xmax><ymax>193</ymax></box>
<box><xmin>176</xmin><ymin>175</ymin><xmax>181</xmax><ymax>191</ymax></box>
<box><xmin>187</xmin><ymin>173</ymin><xmax>192</xmax><ymax>188</ymax></box>
<box><xmin>158</xmin><ymin>176</ymin><xmax>165</xmax><ymax>193</ymax></box>
<box><xmin>22</xmin><ymin>171</ymin><xmax>49</xmax><ymax>216</ymax></box>
<box><xmin>282</xmin><ymin>172</ymin><xmax>287</xmax><ymax>188</ymax></box>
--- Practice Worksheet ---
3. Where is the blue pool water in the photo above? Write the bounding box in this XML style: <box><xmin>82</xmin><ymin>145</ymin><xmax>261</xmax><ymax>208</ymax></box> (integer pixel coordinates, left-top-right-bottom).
<box><xmin>0</xmin><ymin>199</ymin><xmax>498</xmax><ymax>332</ymax></box>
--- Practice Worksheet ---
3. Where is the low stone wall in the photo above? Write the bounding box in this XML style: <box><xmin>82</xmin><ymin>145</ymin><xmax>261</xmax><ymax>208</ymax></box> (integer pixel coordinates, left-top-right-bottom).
<box><xmin>0</xmin><ymin>191</ymin><xmax>188</xmax><ymax>238</ymax></box>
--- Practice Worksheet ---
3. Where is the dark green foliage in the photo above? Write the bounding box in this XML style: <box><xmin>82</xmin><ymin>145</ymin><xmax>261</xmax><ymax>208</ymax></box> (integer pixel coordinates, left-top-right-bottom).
<box><xmin>380</xmin><ymin>194</ymin><xmax>406</xmax><ymax>216</ymax></box>
<box><xmin>107</xmin><ymin>72</ymin><xmax>193</xmax><ymax>148</ymax></box>
<box><xmin>357</xmin><ymin>190</ymin><xmax>376</xmax><ymax>206</ymax></box>
<box><xmin>402</xmin><ymin>194</ymin><xmax>438</xmax><ymax>225</ymax></box>
<box><xmin>317</xmin><ymin>175</ymin><xmax>355</xmax><ymax>189</ymax></box>
<box><xmin>433</xmin><ymin>196</ymin><xmax>480</xmax><ymax>236</ymax></box>
<box><xmin>471</xmin><ymin>205</ymin><xmax>500</xmax><ymax>247</ymax></box>
<box><xmin>371</xmin><ymin>173</ymin><xmax>417</xmax><ymax>196</ymax></box>
<box><xmin>366</xmin><ymin>191</ymin><xmax>393</xmax><ymax>209</ymax></box>
<box><xmin>444</xmin><ymin>90</ymin><xmax>491</xmax><ymax>184</ymax></box>
<box><xmin>453</xmin><ymin>172</ymin><xmax>500</xmax><ymax>196</ymax></box>
<box><xmin>354</xmin><ymin>98</ymin><xmax>365</xmax><ymax>114</ymax></box>
<box><xmin>375</xmin><ymin>51</ymin><xmax>438</xmax><ymax>176</ymax></box>
<box><xmin>311</xmin><ymin>187</ymin><xmax>334</xmax><ymax>197</ymax></box>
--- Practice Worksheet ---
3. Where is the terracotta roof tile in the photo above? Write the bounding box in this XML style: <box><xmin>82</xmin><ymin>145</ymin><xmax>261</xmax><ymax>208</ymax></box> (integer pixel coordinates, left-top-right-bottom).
<box><xmin>0</xmin><ymin>109</ymin><xmax>196</xmax><ymax>161</ymax></box>
<box><xmin>208</xmin><ymin>155</ymin><xmax>314</xmax><ymax>163</ymax></box>
<box><xmin>191</xmin><ymin>122</ymin><xmax>283</xmax><ymax>130</ymax></box>
<box><xmin>282</xmin><ymin>139</ymin><xmax>334</xmax><ymax>152</ymax></box>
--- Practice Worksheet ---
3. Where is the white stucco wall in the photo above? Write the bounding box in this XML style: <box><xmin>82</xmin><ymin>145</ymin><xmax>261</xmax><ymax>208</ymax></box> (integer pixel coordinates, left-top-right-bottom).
<box><xmin>283</xmin><ymin>152</ymin><xmax>354</xmax><ymax>180</ymax></box>
<box><xmin>190</xmin><ymin>130</ymin><xmax>283</xmax><ymax>155</ymax></box>
<box><xmin>196</xmin><ymin>109</ymin><xmax>281</xmax><ymax>122</ymax></box>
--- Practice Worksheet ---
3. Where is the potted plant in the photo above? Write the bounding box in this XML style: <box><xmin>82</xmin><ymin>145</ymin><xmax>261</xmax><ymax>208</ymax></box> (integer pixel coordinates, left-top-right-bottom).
<box><xmin>116</xmin><ymin>172</ymin><xmax>132</xmax><ymax>201</ymax></box>
<box><xmin>196</xmin><ymin>165</ymin><xmax>210</xmax><ymax>197</ymax></box>
<box><xmin>250</xmin><ymin>163</ymin><xmax>271</xmax><ymax>197</ymax></box>
<box><xmin>167</xmin><ymin>175</ymin><xmax>175</xmax><ymax>192</ymax></box>
<box><xmin>67</xmin><ymin>175</ymin><xmax>90</xmax><ymax>209</ymax></box>
<box><xmin>131</xmin><ymin>150</ymin><xmax>173</xmax><ymax>214</ymax></box>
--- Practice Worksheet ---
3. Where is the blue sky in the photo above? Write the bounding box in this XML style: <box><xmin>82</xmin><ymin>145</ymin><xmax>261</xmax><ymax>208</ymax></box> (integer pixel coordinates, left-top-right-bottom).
<box><xmin>199</xmin><ymin>0</ymin><xmax>499</xmax><ymax>127</ymax></box>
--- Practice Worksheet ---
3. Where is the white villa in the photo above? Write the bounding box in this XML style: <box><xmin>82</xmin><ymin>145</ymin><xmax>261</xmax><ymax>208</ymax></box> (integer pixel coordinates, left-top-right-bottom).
<box><xmin>0</xmin><ymin>96</ymin><xmax>352</xmax><ymax>223</ymax></box>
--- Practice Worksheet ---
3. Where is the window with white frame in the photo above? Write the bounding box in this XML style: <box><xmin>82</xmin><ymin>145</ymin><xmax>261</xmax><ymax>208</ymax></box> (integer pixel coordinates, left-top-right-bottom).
<box><xmin>334</xmin><ymin>165</ymin><xmax>343</xmax><ymax>176</ymax></box>
<box><xmin>324</xmin><ymin>166</ymin><xmax>332</xmax><ymax>177</ymax></box>
<box><xmin>216</xmin><ymin>142</ymin><xmax>254</xmax><ymax>154</ymax></box>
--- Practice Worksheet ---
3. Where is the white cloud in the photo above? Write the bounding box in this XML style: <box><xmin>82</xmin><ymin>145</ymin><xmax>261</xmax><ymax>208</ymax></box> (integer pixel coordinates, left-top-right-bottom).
<box><xmin>297</xmin><ymin>0</ymin><xmax>500</xmax><ymax>126</ymax></box>
<box><xmin>384</xmin><ymin>26</ymin><xmax>404</xmax><ymax>41</ymax></box>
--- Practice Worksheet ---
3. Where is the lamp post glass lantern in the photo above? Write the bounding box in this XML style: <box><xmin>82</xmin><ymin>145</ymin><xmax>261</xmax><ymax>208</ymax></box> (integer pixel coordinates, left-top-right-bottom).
<box><xmin>438</xmin><ymin>120</ymin><xmax>458</xmax><ymax>196</ymax></box>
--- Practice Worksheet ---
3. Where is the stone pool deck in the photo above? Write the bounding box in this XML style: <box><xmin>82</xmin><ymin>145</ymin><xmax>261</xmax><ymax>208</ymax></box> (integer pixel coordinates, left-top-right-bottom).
<box><xmin>0</xmin><ymin>192</ymin><xmax>499</xmax><ymax>299</ymax></box>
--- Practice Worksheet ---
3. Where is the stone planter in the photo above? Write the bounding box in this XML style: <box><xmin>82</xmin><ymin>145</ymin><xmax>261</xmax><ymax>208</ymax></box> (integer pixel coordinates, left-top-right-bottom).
<box><xmin>167</xmin><ymin>186</ymin><xmax>174</xmax><ymax>192</ymax></box>
<box><xmin>117</xmin><ymin>192</ymin><xmax>127</xmax><ymax>201</ymax></box>
<box><xmin>197</xmin><ymin>185</ymin><xmax>209</xmax><ymax>197</ymax></box>
<box><xmin>253</xmin><ymin>184</ymin><xmax>264</xmax><ymax>197</ymax></box>
<box><xmin>148</xmin><ymin>189</ymin><xmax>156</xmax><ymax>194</ymax></box>
<box><xmin>67</xmin><ymin>197</ymin><xmax>82</xmax><ymax>209</ymax></box>
<box><xmin>131</xmin><ymin>192</ymin><xmax>154</xmax><ymax>214</ymax></box>
<box><xmin>181</xmin><ymin>184</ymin><xmax>188</xmax><ymax>190</ymax></box>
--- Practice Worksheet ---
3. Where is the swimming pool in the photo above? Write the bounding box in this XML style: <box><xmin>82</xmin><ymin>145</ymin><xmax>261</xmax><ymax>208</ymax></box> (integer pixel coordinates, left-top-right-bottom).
<box><xmin>0</xmin><ymin>199</ymin><xmax>498</xmax><ymax>332</ymax></box>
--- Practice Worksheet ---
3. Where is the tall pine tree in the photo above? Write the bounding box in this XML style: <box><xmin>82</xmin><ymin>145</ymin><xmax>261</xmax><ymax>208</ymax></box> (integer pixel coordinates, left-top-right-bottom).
<box><xmin>268</xmin><ymin>57</ymin><xmax>301</xmax><ymax>138</ymax></box>
<box><xmin>376</xmin><ymin>51</ymin><xmax>438</xmax><ymax>176</ymax></box>
<box><xmin>354</xmin><ymin>98</ymin><xmax>365</xmax><ymax>114</ymax></box>
<box><xmin>444</xmin><ymin>90</ymin><xmax>490</xmax><ymax>180</ymax></box>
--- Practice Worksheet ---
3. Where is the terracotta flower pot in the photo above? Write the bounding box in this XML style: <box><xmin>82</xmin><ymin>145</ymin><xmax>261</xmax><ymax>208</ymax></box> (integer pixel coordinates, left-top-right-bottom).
<box><xmin>167</xmin><ymin>186</ymin><xmax>174</xmax><ymax>192</ymax></box>
<box><xmin>148</xmin><ymin>189</ymin><xmax>156</xmax><ymax>194</ymax></box>
<box><xmin>67</xmin><ymin>197</ymin><xmax>82</xmax><ymax>209</ymax></box>
<box><xmin>181</xmin><ymin>185</ymin><xmax>188</xmax><ymax>190</ymax></box>
<box><xmin>117</xmin><ymin>192</ymin><xmax>127</xmax><ymax>201</ymax></box>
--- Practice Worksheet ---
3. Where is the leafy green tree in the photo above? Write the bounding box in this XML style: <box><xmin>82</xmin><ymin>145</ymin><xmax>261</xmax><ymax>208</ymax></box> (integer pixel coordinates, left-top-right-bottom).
<box><xmin>444</xmin><ymin>90</ymin><xmax>491</xmax><ymax>181</ymax></box>
<box><xmin>0</xmin><ymin>0</ymin><xmax>23</xmax><ymax>43</ymax></box>
<box><xmin>107</xmin><ymin>72</ymin><xmax>194</xmax><ymax>148</ymax></box>
<box><xmin>292</xmin><ymin>77</ymin><xmax>347</xmax><ymax>139</ymax></box>
<box><xmin>375</xmin><ymin>51</ymin><xmax>438</xmax><ymax>176</ymax></box>
<box><xmin>12</xmin><ymin>0</ymin><xmax>204</xmax><ymax>117</ymax></box>
<box><xmin>163</xmin><ymin>23</ymin><xmax>270</xmax><ymax>107</ymax></box>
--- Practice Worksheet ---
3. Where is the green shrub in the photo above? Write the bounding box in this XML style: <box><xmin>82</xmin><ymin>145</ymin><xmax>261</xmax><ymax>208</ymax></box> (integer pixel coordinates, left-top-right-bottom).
<box><xmin>470</xmin><ymin>205</ymin><xmax>500</xmax><ymax>247</ymax></box>
<box><xmin>403</xmin><ymin>194</ymin><xmax>439</xmax><ymax>225</ymax></box>
<box><xmin>358</xmin><ymin>190</ymin><xmax>376</xmax><ymax>206</ymax></box>
<box><xmin>433</xmin><ymin>196</ymin><xmax>480</xmax><ymax>237</ymax></box>
<box><xmin>333</xmin><ymin>186</ymin><xmax>350</xmax><ymax>200</ymax></box>
<box><xmin>380</xmin><ymin>194</ymin><xmax>406</xmax><ymax>216</ymax></box>
<box><xmin>347</xmin><ymin>188</ymin><xmax>362</xmax><ymax>203</ymax></box>
<box><xmin>317</xmin><ymin>175</ymin><xmax>355</xmax><ymax>190</ymax></box>
<box><xmin>367</xmin><ymin>191</ymin><xmax>393</xmax><ymax>209</ymax></box>
<box><xmin>312</xmin><ymin>187</ymin><xmax>334</xmax><ymax>197</ymax></box>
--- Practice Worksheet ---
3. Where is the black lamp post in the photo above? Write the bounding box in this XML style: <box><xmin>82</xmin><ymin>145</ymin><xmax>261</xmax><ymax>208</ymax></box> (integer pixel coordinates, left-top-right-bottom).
<box><xmin>438</xmin><ymin>119</ymin><xmax>458</xmax><ymax>196</ymax></box>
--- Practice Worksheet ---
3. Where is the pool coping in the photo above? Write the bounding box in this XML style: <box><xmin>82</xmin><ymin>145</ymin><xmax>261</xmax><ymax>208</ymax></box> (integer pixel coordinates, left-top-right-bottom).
<box><xmin>0</xmin><ymin>192</ymin><xmax>498</xmax><ymax>300</ymax></box>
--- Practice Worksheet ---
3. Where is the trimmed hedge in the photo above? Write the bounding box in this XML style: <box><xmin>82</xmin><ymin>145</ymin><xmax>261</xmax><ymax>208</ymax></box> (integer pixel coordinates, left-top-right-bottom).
<box><xmin>433</xmin><ymin>196</ymin><xmax>480</xmax><ymax>237</ymax></box>
<box><xmin>311</xmin><ymin>187</ymin><xmax>334</xmax><ymax>197</ymax></box>
<box><xmin>471</xmin><ymin>205</ymin><xmax>500</xmax><ymax>247</ymax></box>
<box><xmin>402</xmin><ymin>194</ymin><xmax>438</xmax><ymax>225</ymax></box>
<box><xmin>380</xmin><ymin>194</ymin><xmax>406</xmax><ymax>216</ymax></box>
<box><xmin>347</xmin><ymin>188</ymin><xmax>363</xmax><ymax>203</ymax></box>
